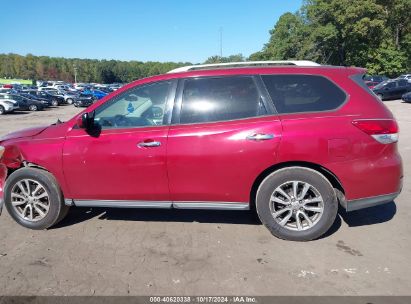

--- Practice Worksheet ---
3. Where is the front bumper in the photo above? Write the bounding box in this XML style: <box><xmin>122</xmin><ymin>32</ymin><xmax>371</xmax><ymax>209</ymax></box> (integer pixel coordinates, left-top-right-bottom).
<box><xmin>5</xmin><ymin>105</ymin><xmax>19</xmax><ymax>112</ymax></box>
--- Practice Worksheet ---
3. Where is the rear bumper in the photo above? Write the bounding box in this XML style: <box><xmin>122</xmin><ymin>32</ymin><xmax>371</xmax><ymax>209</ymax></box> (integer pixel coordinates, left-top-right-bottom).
<box><xmin>342</xmin><ymin>191</ymin><xmax>401</xmax><ymax>212</ymax></box>
<box><xmin>338</xmin><ymin>176</ymin><xmax>402</xmax><ymax>211</ymax></box>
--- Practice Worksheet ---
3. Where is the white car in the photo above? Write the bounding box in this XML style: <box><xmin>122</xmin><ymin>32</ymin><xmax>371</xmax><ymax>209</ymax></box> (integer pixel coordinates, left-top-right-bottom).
<box><xmin>398</xmin><ymin>74</ymin><xmax>411</xmax><ymax>83</ymax></box>
<box><xmin>0</xmin><ymin>98</ymin><xmax>19</xmax><ymax>115</ymax></box>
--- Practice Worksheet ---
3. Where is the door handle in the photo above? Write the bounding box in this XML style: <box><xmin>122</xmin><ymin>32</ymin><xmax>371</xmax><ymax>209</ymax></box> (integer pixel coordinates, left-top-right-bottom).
<box><xmin>246</xmin><ymin>133</ymin><xmax>275</xmax><ymax>141</ymax></box>
<box><xmin>137</xmin><ymin>141</ymin><xmax>161</xmax><ymax>148</ymax></box>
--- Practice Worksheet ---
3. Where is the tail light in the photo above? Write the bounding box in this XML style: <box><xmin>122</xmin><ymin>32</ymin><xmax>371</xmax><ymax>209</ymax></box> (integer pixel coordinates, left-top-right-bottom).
<box><xmin>352</xmin><ymin>119</ymin><xmax>399</xmax><ymax>144</ymax></box>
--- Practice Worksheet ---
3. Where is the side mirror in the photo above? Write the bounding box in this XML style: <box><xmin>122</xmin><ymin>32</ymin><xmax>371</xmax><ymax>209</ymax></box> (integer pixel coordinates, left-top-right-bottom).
<box><xmin>77</xmin><ymin>111</ymin><xmax>95</xmax><ymax>130</ymax></box>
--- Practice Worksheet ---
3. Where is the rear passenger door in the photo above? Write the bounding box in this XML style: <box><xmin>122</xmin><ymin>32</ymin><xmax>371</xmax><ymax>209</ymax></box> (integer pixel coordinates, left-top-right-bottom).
<box><xmin>167</xmin><ymin>76</ymin><xmax>282</xmax><ymax>207</ymax></box>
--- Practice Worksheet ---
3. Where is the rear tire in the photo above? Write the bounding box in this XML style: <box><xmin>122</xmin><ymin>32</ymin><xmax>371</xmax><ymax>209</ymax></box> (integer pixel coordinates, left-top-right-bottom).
<box><xmin>4</xmin><ymin>168</ymin><xmax>69</xmax><ymax>230</ymax></box>
<box><xmin>29</xmin><ymin>104</ymin><xmax>38</xmax><ymax>111</ymax></box>
<box><xmin>256</xmin><ymin>167</ymin><xmax>338</xmax><ymax>241</ymax></box>
<box><xmin>66</xmin><ymin>98</ymin><xmax>74</xmax><ymax>105</ymax></box>
<box><xmin>51</xmin><ymin>99</ymin><xmax>59</xmax><ymax>106</ymax></box>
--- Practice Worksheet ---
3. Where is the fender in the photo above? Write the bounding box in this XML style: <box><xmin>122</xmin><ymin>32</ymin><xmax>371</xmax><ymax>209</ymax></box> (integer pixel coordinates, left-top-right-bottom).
<box><xmin>0</xmin><ymin>139</ymin><xmax>70</xmax><ymax>198</ymax></box>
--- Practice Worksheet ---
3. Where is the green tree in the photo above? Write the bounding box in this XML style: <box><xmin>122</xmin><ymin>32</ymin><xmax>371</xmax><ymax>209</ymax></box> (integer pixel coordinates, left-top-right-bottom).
<box><xmin>251</xmin><ymin>0</ymin><xmax>411</xmax><ymax>75</ymax></box>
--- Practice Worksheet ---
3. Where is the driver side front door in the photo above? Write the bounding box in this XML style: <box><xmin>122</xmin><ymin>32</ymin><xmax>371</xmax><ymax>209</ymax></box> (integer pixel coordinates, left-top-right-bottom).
<box><xmin>62</xmin><ymin>80</ymin><xmax>176</xmax><ymax>205</ymax></box>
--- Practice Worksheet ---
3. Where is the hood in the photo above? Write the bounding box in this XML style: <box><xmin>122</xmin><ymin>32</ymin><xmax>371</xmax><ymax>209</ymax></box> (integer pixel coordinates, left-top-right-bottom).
<box><xmin>0</xmin><ymin>125</ymin><xmax>49</xmax><ymax>142</ymax></box>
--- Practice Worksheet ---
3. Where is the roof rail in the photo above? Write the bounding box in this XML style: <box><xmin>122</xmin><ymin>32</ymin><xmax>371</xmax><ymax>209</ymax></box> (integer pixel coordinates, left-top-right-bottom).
<box><xmin>167</xmin><ymin>60</ymin><xmax>321</xmax><ymax>73</ymax></box>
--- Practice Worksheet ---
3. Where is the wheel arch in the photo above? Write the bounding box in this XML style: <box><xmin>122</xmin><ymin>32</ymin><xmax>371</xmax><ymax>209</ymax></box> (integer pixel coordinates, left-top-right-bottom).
<box><xmin>249</xmin><ymin>161</ymin><xmax>345</xmax><ymax>210</ymax></box>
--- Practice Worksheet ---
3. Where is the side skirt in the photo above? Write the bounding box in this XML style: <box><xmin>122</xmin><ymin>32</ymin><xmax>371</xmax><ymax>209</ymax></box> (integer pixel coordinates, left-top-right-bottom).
<box><xmin>64</xmin><ymin>199</ymin><xmax>249</xmax><ymax>211</ymax></box>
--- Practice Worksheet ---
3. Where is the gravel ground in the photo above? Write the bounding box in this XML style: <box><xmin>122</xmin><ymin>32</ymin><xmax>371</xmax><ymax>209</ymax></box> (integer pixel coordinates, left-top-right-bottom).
<box><xmin>0</xmin><ymin>100</ymin><xmax>410</xmax><ymax>296</ymax></box>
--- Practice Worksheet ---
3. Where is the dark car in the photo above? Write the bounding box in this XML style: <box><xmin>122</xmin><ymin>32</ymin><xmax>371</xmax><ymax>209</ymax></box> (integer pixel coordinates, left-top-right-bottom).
<box><xmin>365</xmin><ymin>81</ymin><xmax>379</xmax><ymax>90</ymax></box>
<box><xmin>372</xmin><ymin>79</ymin><xmax>411</xmax><ymax>100</ymax></box>
<box><xmin>402</xmin><ymin>91</ymin><xmax>411</xmax><ymax>103</ymax></box>
<box><xmin>18</xmin><ymin>93</ymin><xmax>51</xmax><ymax>107</ymax></box>
<box><xmin>73</xmin><ymin>94</ymin><xmax>95</xmax><ymax>107</ymax></box>
<box><xmin>363</xmin><ymin>75</ymin><xmax>389</xmax><ymax>83</ymax></box>
<box><xmin>0</xmin><ymin>94</ymin><xmax>44</xmax><ymax>111</ymax></box>
<box><xmin>26</xmin><ymin>90</ymin><xmax>65</xmax><ymax>106</ymax></box>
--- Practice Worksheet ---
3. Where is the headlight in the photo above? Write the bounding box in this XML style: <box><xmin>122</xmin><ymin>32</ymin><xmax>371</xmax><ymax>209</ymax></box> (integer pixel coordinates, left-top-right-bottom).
<box><xmin>0</xmin><ymin>146</ymin><xmax>5</xmax><ymax>159</ymax></box>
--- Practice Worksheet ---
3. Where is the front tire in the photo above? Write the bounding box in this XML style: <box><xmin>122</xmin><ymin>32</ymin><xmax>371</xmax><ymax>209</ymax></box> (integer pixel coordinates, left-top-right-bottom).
<box><xmin>0</xmin><ymin>105</ymin><xmax>5</xmax><ymax>115</ymax></box>
<box><xmin>51</xmin><ymin>99</ymin><xmax>59</xmax><ymax>106</ymax></box>
<box><xmin>377</xmin><ymin>94</ymin><xmax>384</xmax><ymax>100</ymax></box>
<box><xmin>4</xmin><ymin>168</ymin><xmax>69</xmax><ymax>230</ymax></box>
<box><xmin>256</xmin><ymin>167</ymin><xmax>338</xmax><ymax>241</ymax></box>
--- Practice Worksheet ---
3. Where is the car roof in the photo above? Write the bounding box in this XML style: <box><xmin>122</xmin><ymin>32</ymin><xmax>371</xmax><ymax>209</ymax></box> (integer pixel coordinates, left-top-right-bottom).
<box><xmin>167</xmin><ymin>61</ymin><xmax>321</xmax><ymax>73</ymax></box>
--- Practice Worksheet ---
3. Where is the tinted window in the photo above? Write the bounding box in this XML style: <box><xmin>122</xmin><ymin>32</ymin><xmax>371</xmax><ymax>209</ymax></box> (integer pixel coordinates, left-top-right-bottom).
<box><xmin>262</xmin><ymin>75</ymin><xmax>346</xmax><ymax>114</ymax></box>
<box><xmin>386</xmin><ymin>82</ymin><xmax>396</xmax><ymax>89</ymax></box>
<box><xmin>94</xmin><ymin>81</ymin><xmax>172</xmax><ymax>129</ymax></box>
<box><xmin>398</xmin><ymin>80</ymin><xmax>408</xmax><ymax>87</ymax></box>
<box><xmin>180</xmin><ymin>76</ymin><xmax>266</xmax><ymax>124</ymax></box>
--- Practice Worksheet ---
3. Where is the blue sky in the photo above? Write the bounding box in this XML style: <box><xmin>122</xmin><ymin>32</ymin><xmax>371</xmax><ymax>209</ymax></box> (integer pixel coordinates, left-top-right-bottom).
<box><xmin>0</xmin><ymin>0</ymin><xmax>302</xmax><ymax>63</ymax></box>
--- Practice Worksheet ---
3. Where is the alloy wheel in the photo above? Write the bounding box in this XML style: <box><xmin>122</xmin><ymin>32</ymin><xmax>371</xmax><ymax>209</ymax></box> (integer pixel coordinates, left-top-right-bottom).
<box><xmin>269</xmin><ymin>181</ymin><xmax>324</xmax><ymax>231</ymax></box>
<box><xmin>10</xmin><ymin>179</ymin><xmax>50</xmax><ymax>222</ymax></box>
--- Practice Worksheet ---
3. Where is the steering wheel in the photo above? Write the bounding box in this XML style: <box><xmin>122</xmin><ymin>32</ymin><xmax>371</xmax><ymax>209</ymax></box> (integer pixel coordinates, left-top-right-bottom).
<box><xmin>113</xmin><ymin>115</ymin><xmax>129</xmax><ymax>127</ymax></box>
<box><xmin>113</xmin><ymin>115</ymin><xmax>155</xmax><ymax>127</ymax></box>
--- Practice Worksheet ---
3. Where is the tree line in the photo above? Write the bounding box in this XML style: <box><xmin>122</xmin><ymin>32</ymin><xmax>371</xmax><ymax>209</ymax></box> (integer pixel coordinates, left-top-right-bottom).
<box><xmin>1</xmin><ymin>0</ymin><xmax>409</xmax><ymax>83</ymax></box>
<box><xmin>0</xmin><ymin>53</ymin><xmax>191</xmax><ymax>84</ymax></box>
<box><xmin>250</xmin><ymin>0</ymin><xmax>410</xmax><ymax>77</ymax></box>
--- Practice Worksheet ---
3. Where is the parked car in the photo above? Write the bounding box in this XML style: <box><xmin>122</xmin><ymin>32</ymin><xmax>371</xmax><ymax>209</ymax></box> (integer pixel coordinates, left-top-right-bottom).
<box><xmin>0</xmin><ymin>98</ymin><xmax>19</xmax><ymax>115</ymax></box>
<box><xmin>82</xmin><ymin>89</ymin><xmax>107</xmax><ymax>100</ymax></box>
<box><xmin>398</xmin><ymin>74</ymin><xmax>411</xmax><ymax>83</ymax></box>
<box><xmin>73</xmin><ymin>94</ymin><xmax>95</xmax><ymax>107</ymax></box>
<box><xmin>0</xmin><ymin>94</ymin><xmax>44</xmax><ymax>111</ymax></box>
<box><xmin>26</xmin><ymin>90</ymin><xmax>65</xmax><ymax>106</ymax></box>
<box><xmin>18</xmin><ymin>93</ymin><xmax>51</xmax><ymax>107</ymax></box>
<box><xmin>372</xmin><ymin>79</ymin><xmax>411</xmax><ymax>100</ymax></box>
<box><xmin>0</xmin><ymin>62</ymin><xmax>403</xmax><ymax>241</ymax></box>
<box><xmin>60</xmin><ymin>92</ymin><xmax>78</xmax><ymax>104</ymax></box>
<box><xmin>365</xmin><ymin>81</ymin><xmax>379</xmax><ymax>90</ymax></box>
<box><xmin>363</xmin><ymin>75</ymin><xmax>389</xmax><ymax>84</ymax></box>
<box><xmin>401</xmin><ymin>91</ymin><xmax>411</xmax><ymax>103</ymax></box>
<box><xmin>93</xmin><ymin>86</ymin><xmax>113</xmax><ymax>94</ymax></box>
<box><xmin>39</xmin><ymin>87</ymin><xmax>77</xmax><ymax>104</ymax></box>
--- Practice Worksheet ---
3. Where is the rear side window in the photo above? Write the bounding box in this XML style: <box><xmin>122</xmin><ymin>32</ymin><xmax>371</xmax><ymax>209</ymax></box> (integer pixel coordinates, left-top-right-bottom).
<box><xmin>180</xmin><ymin>76</ymin><xmax>266</xmax><ymax>124</ymax></box>
<box><xmin>261</xmin><ymin>75</ymin><xmax>346</xmax><ymax>114</ymax></box>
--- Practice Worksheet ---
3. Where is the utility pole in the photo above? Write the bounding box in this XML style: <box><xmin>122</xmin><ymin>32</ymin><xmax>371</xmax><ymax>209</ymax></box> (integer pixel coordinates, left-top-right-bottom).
<box><xmin>73</xmin><ymin>64</ymin><xmax>78</xmax><ymax>83</ymax></box>
<box><xmin>219</xmin><ymin>27</ymin><xmax>223</xmax><ymax>58</ymax></box>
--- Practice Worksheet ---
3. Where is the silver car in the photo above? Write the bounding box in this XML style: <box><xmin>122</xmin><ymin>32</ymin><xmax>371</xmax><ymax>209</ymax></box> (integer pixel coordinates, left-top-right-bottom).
<box><xmin>0</xmin><ymin>98</ymin><xmax>19</xmax><ymax>114</ymax></box>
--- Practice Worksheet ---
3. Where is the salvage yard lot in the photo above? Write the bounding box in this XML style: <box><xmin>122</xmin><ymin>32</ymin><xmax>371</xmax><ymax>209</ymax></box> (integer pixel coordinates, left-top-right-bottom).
<box><xmin>0</xmin><ymin>100</ymin><xmax>410</xmax><ymax>295</ymax></box>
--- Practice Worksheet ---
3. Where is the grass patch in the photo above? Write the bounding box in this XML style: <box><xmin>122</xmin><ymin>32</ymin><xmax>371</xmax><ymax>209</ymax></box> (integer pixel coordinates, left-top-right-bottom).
<box><xmin>0</xmin><ymin>79</ymin><xmax>33</xmax><ymax>85</ymax></box>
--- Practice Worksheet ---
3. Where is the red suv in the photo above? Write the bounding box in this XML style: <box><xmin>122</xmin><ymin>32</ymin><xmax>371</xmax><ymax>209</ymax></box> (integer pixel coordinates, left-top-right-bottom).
<box><xmin>0</xmin><ymin>62</ymin><xmax>403</xmax><ymax>241</ymax></box>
